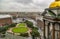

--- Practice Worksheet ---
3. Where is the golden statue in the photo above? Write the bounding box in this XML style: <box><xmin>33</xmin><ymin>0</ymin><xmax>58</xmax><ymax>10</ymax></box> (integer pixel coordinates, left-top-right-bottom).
<box><xmin>49</xmin><ymin>0</ymin><xmax>60</xmax><ymax>8</ymax></box>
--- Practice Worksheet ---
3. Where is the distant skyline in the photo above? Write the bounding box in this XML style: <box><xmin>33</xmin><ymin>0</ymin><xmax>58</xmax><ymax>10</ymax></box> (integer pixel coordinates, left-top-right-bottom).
<box><xmin>0</xmin><ymin>0</ymin><xmax>54</xmax><ymax>12</ymax></box>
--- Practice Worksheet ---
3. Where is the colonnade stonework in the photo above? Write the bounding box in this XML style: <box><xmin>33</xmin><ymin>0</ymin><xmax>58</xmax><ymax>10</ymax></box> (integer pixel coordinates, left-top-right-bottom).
<box><xmin>43</xmin><ymin>17</ymin><xmax>60</xmax><ymax>39</ymax></box>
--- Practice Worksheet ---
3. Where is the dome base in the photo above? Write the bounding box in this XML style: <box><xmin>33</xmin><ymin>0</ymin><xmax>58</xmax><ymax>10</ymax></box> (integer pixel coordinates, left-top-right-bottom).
<box><xmin>49</xmin><ymin>1</ymin><xmax>60</xmax><ymax>8</ymax></box>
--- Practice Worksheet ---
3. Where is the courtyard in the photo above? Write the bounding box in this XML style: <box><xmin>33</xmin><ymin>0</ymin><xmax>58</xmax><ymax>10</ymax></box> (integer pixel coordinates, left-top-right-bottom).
<box><xmin>0</xmin><ymin>18</ymin><xmax>41</xmax><ymax>39</ymax></box>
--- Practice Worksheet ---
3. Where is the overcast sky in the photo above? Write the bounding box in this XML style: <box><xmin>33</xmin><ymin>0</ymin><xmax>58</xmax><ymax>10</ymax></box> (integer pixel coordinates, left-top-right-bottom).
<box><xmin>0</xmin><ymin>0</ymin><xmax>54</xmax><ymax>12</ymax></box>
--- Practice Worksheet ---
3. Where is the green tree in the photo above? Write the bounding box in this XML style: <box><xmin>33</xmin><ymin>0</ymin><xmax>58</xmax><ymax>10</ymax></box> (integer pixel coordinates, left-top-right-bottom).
<box><xmin>0</xmin><ymin>26</ymin><xmax>9</xmax><ymax>38</ymax></box>
<box><xmin>25</xmin><ymin>20</ymin><xmax>33</xmax><ymax>28</ymax></box>
<box><xmin>30</xmin><ymin>29</ymin><xmax>40</xmax><ymax>39</ymax></box>
<box><xmin>20</xmin><ymin>33</ymin><xmax>29</xmax><ymax>37</ymax></box>
<box><xmin>9</xmin><ymin>23</ymin><xmax>16</xmax><ymax>27</ymax></box>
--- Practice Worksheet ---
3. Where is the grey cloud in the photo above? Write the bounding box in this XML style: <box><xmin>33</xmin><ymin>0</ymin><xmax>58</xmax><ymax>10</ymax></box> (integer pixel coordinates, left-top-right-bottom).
<box><xmin>34</xmin><ymin>0</ymin><xmax>51</xmax><ymax>7</ymax></box>
<box><xmin>14</xmin><ymin>0</ymin><xmax>33</xmax><ymax>4</ymax></box>
<box><xmin>0</xmin><ymin>0</ymin><xmax>54</xmax><ymax>12</ymax></box>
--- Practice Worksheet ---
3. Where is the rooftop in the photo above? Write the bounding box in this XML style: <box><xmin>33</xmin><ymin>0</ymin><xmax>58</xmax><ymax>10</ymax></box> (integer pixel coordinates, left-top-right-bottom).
<box><xmin>0</xmin><ymin>15</ymin><xmax>12</xmax><ymax>19</ymax></box>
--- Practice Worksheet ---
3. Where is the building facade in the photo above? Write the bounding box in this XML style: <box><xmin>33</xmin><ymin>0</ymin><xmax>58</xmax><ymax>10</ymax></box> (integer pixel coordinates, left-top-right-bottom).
<box><xmin>0</xmin><ymin>15</ymin><xmax>12</xmax><ymax>26</ymax></box>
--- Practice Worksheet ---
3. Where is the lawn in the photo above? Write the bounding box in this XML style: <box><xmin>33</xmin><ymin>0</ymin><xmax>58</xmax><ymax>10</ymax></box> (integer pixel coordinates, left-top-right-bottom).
<box><xmin>12</xmin><ymin>23</ymin><xmax>28</xmax><ymax>33</ymax></box>
<box><xmin>17</xmin><ymin>23</ymin><xmax>26</xmax><ymax>27</ymax></box>
<box><xmin>12</xmin><ymin>27</ymin><xmax>28</xmax><ymax>33</ymax></box>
